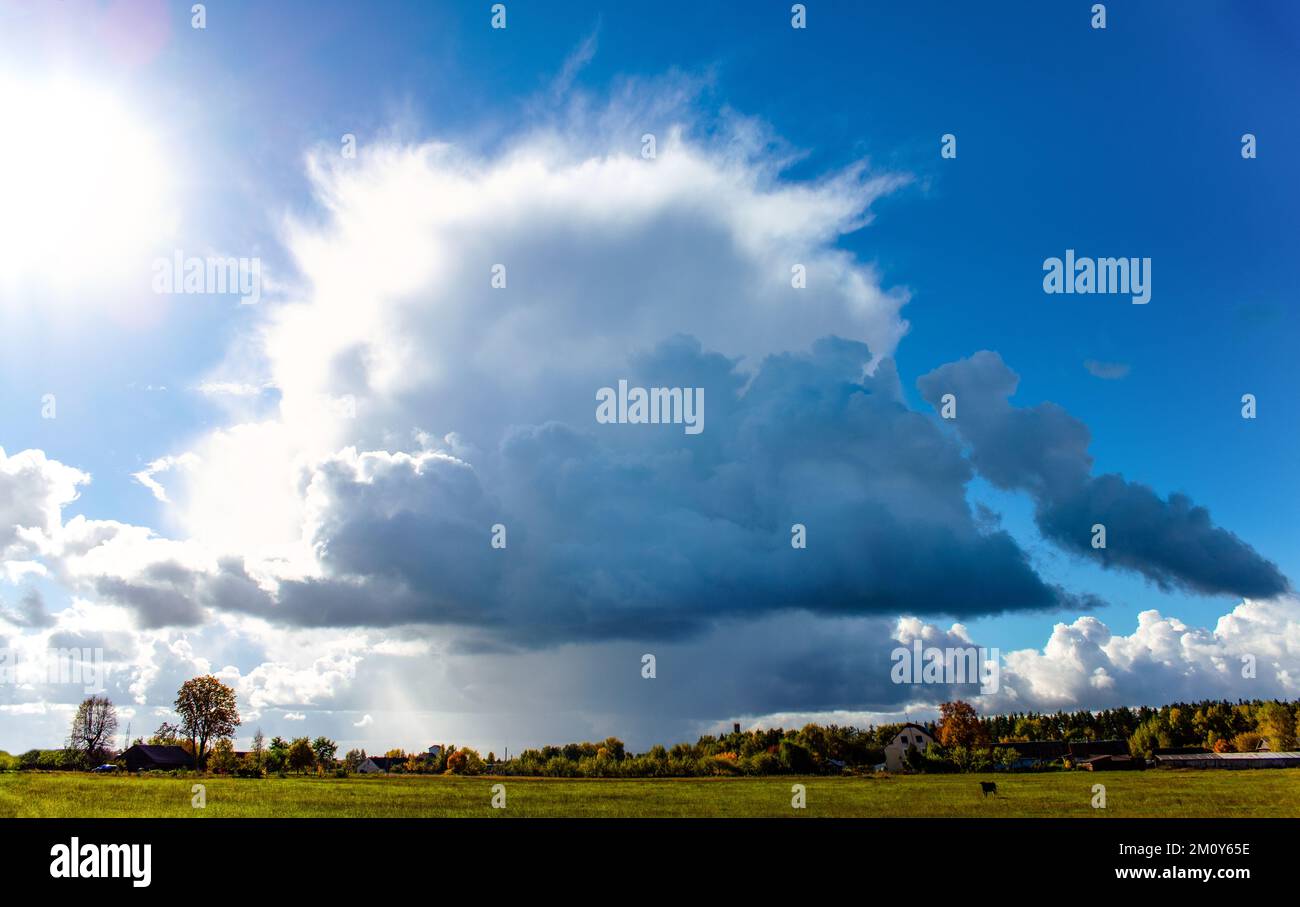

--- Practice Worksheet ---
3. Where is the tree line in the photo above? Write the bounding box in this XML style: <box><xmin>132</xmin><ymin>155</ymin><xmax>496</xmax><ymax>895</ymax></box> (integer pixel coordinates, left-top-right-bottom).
<box><xmin>978</xmin><ymin>699</ymin><xmax>1300</xmax><ymax>757</ymax></box>
<box><xmin>3</xmin><ymin>679</ymin><xmax>1296</xmax><ymax>777</ymax></box>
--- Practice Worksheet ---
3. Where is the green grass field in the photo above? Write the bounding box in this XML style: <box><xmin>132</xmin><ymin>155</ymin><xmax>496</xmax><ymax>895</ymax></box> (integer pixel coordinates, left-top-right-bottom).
<box><xmin>3</xmin><ymin>769</ymin><xmax>1298</xmax><ymax>817</ymax></box>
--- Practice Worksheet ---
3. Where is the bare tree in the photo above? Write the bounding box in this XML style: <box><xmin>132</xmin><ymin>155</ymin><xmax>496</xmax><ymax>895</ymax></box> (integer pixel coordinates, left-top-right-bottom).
<box><xmin>67</xmin><ymin>695</ymin><xmax>118</xmax><ymax>768</ymax></box>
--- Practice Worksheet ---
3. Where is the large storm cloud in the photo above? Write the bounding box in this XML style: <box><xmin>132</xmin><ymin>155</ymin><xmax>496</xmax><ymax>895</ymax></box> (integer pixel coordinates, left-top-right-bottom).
<box><xmin>235</xmin><ymin>335</ymin><xmax>1081</xmax><ymax>640</ymax></box>
<box><xmin>0</xmin><ymin>81</ymin><xmax>1292</xmax><ymax>752</ymax></box>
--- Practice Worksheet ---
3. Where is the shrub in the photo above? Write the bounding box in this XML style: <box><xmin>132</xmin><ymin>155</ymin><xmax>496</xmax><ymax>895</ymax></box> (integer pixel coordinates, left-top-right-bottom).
<box><xmin>544</xmin><ymin>755</ymin><xmax>576</xmax><ymax>777</ymax></box>
<box><xmin>778</xmin><ymin>740</ymin><xmax>815</xmax><ymax>774</ymax></box>
<box><xmin>577</xmin><ymin>755</ymin><xmax>617</xmax><ymax>778</ymax></box>
<box><xmin>743</xmin><ymin>752</ymin><xmax>782</xmax><ymax>775</ymax></box>
<box><xmin>992</xmin><ymin>746</ymin><xmax>1020</xmax><ymax>771</ymax></box>
<box><xmin>445</xmin><ymin>747</ymin><xmax>486</xmax><ymax>775</ymax></box>
<box><xmin>33</xmin><ymin>749</ymin><xmax>74</xmax><ymax>770</ymax></box>
<box><xmin>947</xmin><ymin>745</ymin><xmax>995</xmax><ymax>773</ymax></box>
<box><xmin>707</xmin><ymin>753</ymin><xmax>743</xmax><ymax>776</ymax></box>
<box><xmin>233</xmin><ymin>754</ymin><xmax>264</xmax><ymax>778</ymax></box>
<box><xmin>913</xmin><ymin>747</ymin><xmax>957</xmax><ymax>773</ymax></box>
<box><xmin>208</xmin><ymin>738</ymin><xmax>238</xmax><ymax>775</ymax></box>
<box><xmin>1232</xmin><ymin>731</ymin><xmax>1263</xmax><ymax>754</ymax></box>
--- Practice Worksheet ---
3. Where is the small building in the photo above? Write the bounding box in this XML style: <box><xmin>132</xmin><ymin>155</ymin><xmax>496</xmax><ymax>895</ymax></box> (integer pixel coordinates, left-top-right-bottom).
<box><xmin>121</xmin><ymin>744</ymin><xmax>195</xmax><ymax>772</ymax></box>
<box><xmin>884</xmin><ymin>723</ymin><xmax>936</xmax><ymax>772</ymax></box>
<box><xmin>1153</xmin><ymin>751</ymin><xmax>1300</xmax><ymax>770</ymax></box>
<box><xmin>1078</xmin><ymin>754</ymin><xmax>1141</xmax><ymax>771</ymax></box>
<box><xmin>356</xmin><ymin>757</ymin><xmax>384</xmax><ymax>774</ymax></box>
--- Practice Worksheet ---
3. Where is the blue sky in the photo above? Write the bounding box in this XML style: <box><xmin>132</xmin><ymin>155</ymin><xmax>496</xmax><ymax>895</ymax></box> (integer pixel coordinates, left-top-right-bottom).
<box><xmin>0</xmin><ymin>1</ymin><xmax>1296</xmax><ymax>753</ymax></box>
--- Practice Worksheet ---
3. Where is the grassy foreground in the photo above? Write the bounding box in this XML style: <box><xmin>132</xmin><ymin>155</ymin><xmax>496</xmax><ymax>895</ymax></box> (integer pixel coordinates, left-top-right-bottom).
<box><xmin>3</xmin><ymin>769</ymin><xmax>1299</xmax><ymax>818</ymax></box>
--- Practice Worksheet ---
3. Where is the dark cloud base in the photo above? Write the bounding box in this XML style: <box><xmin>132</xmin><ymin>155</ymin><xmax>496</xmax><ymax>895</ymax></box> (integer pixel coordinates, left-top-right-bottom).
<box><xmin>82</xmin><ymin>341</ymin><xmax>1287</xmax><ymax>649</ymax></box>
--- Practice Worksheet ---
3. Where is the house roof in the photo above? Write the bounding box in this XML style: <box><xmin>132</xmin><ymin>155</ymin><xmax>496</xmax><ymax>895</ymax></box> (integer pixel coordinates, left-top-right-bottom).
<box><xmin>124</xmin><ymin>744</ymin><xmax>193</xmax><ymax>766</ymax></box>
<box><xmin>894</xmin><ymin>723</ymin><xmax>934</xmax><ymax>739</ymax></box>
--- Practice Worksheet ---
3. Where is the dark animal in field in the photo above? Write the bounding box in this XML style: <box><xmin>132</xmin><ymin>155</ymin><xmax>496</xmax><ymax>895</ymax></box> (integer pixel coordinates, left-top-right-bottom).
<box><xmin>980</xmin><ymin>781</ymin><xmax>997</xmax><ymax>797</ymax></box>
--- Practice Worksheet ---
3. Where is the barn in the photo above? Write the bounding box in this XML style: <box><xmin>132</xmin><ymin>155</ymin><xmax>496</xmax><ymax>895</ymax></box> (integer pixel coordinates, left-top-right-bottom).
<box><xmin>121</xmin><ymin>744</ymin><xmax>195</xmax><ymax>772</ymax></box>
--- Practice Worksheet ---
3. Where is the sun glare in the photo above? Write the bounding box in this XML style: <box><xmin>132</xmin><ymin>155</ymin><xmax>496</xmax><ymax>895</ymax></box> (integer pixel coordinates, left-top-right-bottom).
<box><xmin>0</xmin><ymin>75</ymin><xmax>175</xmax><ymax>296</ymax></box>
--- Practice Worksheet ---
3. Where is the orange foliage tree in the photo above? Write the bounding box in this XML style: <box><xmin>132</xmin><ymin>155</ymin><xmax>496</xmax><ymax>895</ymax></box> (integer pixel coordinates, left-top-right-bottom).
<box><xmin>937</xmin><ymin>701</ymin><xmax>987</xmax><ymax>749</ymax></box>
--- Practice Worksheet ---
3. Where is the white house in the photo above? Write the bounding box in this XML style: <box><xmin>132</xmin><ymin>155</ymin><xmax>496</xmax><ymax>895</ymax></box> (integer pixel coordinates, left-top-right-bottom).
<box><xmin>884</xmin><ymin>723</ymin><xmax>936</xmax><ymax>772</ymax></box>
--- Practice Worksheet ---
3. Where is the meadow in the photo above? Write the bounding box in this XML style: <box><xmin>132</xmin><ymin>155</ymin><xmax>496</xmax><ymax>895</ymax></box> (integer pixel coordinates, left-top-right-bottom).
<box><xmin>2</xmin><ymin>769</ymin><xmax>1298</xmax><ymax>818</ymax></box>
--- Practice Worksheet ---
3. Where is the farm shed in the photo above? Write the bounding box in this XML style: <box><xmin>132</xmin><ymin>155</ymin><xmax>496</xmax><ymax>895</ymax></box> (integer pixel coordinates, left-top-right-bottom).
<box><xmin>1078</xmin><ymin>754</ymin><xmax>1142</xmax><ymax>771</ymax></box>
<box><xmin>1153</xmin><ymin>751</ymin><xmax>1300</xmax><ymax>769</ymax></box>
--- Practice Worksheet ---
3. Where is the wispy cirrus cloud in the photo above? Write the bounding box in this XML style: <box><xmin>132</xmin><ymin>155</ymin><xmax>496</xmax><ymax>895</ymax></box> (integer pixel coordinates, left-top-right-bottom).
<box><xmin>1083</xmin><ymin>358</ymin><xmax>1130</xmax><ymax>380</ymax></box>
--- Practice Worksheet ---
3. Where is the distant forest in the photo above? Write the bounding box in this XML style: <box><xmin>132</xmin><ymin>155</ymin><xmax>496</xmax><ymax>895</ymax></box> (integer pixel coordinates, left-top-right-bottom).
<box><xmin>490</xmin><ymin>698</ymin><xmax>1299</xmax><ymax>778</ymax></box>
